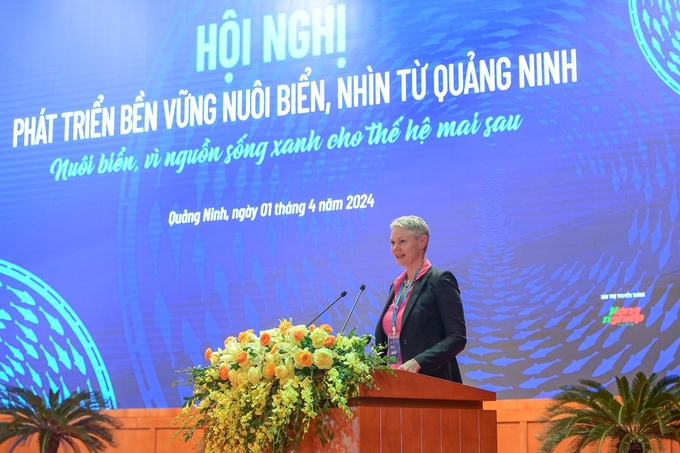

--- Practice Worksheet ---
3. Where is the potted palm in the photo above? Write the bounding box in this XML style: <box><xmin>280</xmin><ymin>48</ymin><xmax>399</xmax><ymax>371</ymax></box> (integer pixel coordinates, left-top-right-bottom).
<box><xmin>537</xmin><ymin>371</ymin><xmax>680</xmax><ymax>453</ymax></box>
<box><xmin>0</xmin><ymin>386</ymin><xmax>120</xmax><ymax>453</ymax></box>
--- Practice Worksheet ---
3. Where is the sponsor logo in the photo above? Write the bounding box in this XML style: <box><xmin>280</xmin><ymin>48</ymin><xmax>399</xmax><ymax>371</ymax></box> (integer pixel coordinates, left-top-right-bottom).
<box><xmin>602</xmin><ymin>306</ymin><xmax>645</xmax><ymax>326</ymax></box>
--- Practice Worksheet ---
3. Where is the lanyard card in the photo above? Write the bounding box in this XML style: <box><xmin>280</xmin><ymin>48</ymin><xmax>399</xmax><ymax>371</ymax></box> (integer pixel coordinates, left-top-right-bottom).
<box><xmin>387</xmin><ymin>332</ymin><xmax>401</xmax><ymax>361</ymax></box>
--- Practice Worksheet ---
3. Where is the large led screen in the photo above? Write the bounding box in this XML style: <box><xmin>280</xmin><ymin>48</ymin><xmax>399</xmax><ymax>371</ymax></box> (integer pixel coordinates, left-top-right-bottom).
<box><xmin>1</xmin><ymin>0</ymin><xmax>679</xmax><ymax>408</ymax></box>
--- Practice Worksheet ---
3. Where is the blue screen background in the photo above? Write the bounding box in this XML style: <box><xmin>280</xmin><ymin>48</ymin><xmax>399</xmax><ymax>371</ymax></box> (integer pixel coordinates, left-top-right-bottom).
<box><xmin>1</xmin><ymin>0</ymin><xmax>679</xmax><ymax>408</ymax></box>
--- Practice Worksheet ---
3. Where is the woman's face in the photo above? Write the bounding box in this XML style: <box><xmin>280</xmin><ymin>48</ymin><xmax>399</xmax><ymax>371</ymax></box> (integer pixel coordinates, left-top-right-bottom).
<box><xmin>390</xmin><ymin>226</ymin><xmax>426</xmax><ymax>268</ymax></box>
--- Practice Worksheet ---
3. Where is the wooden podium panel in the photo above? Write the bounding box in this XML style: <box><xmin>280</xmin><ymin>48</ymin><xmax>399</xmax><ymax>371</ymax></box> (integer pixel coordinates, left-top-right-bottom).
<box><xmin>296</xmin><ymin>370</ymin><xmax>497</xmax><ymax>453</ymax></box>
<box><xmin>296</xmin><ymin>405</ymin><xmax>497</xmax><ymax>453</ymax></box>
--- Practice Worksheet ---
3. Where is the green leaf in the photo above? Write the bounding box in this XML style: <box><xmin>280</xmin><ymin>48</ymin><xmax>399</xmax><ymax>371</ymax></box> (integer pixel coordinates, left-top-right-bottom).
<box><xmin>537</xmin><ymin>371</ymin><xmax>680</xmax><ymax>453</ymax></box>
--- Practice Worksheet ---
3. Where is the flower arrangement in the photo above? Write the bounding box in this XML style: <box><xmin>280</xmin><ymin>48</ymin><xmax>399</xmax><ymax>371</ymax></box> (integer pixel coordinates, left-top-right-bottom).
<box><xmin>174</xmin><ymin>319</ymin><xmax>394</xmax><ymax>453</ymax></box>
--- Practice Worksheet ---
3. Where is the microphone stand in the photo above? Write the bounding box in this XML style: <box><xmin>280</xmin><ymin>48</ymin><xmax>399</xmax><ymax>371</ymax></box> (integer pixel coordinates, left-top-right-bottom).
<box><xmin>306</xmin><ymin>291</ymin><xmax>347</xmax><ymax>327</ymax></box>
<box><xmin>341</xmin><ymin>285</ymin><xmax>365</xmax><ymax>333</ymax></box>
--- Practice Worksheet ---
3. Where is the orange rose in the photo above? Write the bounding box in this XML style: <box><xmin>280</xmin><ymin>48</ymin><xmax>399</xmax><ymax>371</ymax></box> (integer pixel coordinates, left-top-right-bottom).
<box><xmin>294</xmin><ymin>349</ymin><xmax>313</xmax><ymax>368</ymax></box>
<box><xmin>323</xmin><ymin>335</ymin><xmax>336</xmax><ymax>348</ymax></box>
<box><xmin>260</xmin><ymin>332</ymin><xmax>271</xmax><ymax>346</ymax></box>
<box><xmin>264</xmin><ymin>362</ymin><xmax>276</xmax><ymax>378</ymax></box>
<box><xmin>308</xmin><ymin>324</ymin><xmax>317</xmax><ymax>332</ymax></box>
<box><xmin>204</xmin><ymin>348</ymin><xmax>213</xmax><ymax>360</ymax></box>
<box><xmin>293</xmin><ymin>329</ymin><xmax>305</xmax><ymax>342</ymax></box>
<box><xmin>219</xmin><ymin>364</ymin><xmax>229</xmax><ymax>380</ymax></box>
<box><xmin>223</xmin><ymin>336</ymin><xmax>234</xmax><ymax>346</ymax></box>
<box><xmin>237</xmin><ymin>350</ymin><xmax>248</xmax><ymax>364</ymax></box>
<box><xmin>320</xmin><ymin>324</ymin><xmax>333</xmax><ymax>333</ymax></box>
<box><xmin>300</xmin><ymin>352</ymin><xmax>313</xmax><ymax>367</ymax></box>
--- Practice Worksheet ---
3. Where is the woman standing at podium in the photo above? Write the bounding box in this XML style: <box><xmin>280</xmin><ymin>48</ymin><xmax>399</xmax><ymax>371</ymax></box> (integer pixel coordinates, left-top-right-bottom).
<box><xmin>374</xmin><ymin>215</ymin><xmax>467</xmax><ymax>383</ymax></box>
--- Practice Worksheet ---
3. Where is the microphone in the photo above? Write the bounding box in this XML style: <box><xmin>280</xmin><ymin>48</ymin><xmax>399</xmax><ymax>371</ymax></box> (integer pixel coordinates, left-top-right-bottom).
<box><xmin>341</xmin><ymin>285</ymin><xmax>366</xmax><ymax>333</ymax></box>
<box><xmin>306</xmin><ymin>291</ymin><xmax>348</xmax><ymax>327</ymax></box>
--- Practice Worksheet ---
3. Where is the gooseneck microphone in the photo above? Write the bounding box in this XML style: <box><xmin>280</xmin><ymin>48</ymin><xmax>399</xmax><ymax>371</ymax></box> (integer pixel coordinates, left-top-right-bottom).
<box><xmin>341</xmin><ymin>284</ymin><xmax>366</xmax><ymax>333</ymax></box>
<box><xmin>306</xmin><ymin>290</ymin><xmax>348</xmax><ymax>327</ymax></box>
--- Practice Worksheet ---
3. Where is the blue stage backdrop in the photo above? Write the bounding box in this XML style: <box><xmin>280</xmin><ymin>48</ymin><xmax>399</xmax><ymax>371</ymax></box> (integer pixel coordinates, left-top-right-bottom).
<box><xmin>1</xmin><ymin>0</ymin><xmax>679</xmax><ymax>408</ymax></box>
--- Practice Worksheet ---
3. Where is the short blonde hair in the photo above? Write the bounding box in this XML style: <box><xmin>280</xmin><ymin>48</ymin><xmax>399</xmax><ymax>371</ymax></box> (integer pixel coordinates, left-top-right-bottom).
<box><xmin>390</xmin><ymin>215</ymin><xmax>430</xmax><ymax>251</ymax></box>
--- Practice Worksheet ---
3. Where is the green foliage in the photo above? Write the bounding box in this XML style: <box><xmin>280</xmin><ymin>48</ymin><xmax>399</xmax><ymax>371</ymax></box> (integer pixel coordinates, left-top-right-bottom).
<box><xmin>537</xmin><ymin>372</ymin><xmax>680</xmax><ymax>453</ymax></box>
<box><xmin>0</xmin><ymin>387</ymin><xmax>120</xmax><ymax>453</ymax></box>
<box><xmin>173</xmin><ymin>322</ymin><xmax>395</xmax><ymax>453</ymax></box>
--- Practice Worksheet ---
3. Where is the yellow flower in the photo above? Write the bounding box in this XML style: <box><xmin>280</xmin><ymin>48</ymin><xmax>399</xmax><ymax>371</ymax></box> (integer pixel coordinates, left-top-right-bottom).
<box><xmin>310</xmin><ymin>327</ymin><xmax>328</xmax><ymax>348</ymax></box>
<box><xmin>248</xmin><ymin>367</ymin><xmax>262</xmax><ymax>385</ymax></box>
<box><xmin>313</xmin><ymin>348</ymin><xmax>334</xmax><ymax>369</ymax></box>
<box><xmin>228</xmin><ymin>369</ymin><xmax>240</xmax><ymax>386</ymax></box>
<box><xmin>240</xmin><ymin>360</ymin><xmax>252</xmax><ymax>370</ymax></box>
<box><xmin>265</xmin><ymin>350</ymin><xmax>281</xmax><ymax>366</ymax></box>
<box><xmin>344</xmin><ymin>352</ymin><xmax>359</xmax><ymax>367</ymax></box>
<box><xmin>175</xmin><ymin>320</ymin><xmax>392</xmax><ymax>453</ymax></box>
<box><xmin>223</xmin><ymin>338</ymin><xmax>241</xmax><ymax>362</ymax></box>
<box><xmin>238</xmin><ymin>329</ymin><xmax>255</xmax><ymax>343</ymax></box>
<box><xmin>274</xmin><ymin>359</ymin><xmax>295</xmax><ymax>384</ymax></box>
<box><xmin>279</xmin><ymin>319</ymin><xmax>293</xmax><ymax>334</ymax></box>
<box><xmin>293</xmin><ymin>349</ymin><xmax>314</xmax><ymax>368</ymax></box>
<box><xmin>274</xmin><ymin>365</ymin><xmax>289</xmax><ymax>382</ymax></box>
<box><xmin>334</xmin><ymin>335</ymin><xmax>351</xmax><ymax>350</ymax></box>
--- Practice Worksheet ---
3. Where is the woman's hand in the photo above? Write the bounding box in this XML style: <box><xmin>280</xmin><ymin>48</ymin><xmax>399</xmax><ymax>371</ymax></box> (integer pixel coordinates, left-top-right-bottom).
<box><xmin>398</xmin><ymin>358</ymin><xmax>421</xmax><ymax>373</ymax></box>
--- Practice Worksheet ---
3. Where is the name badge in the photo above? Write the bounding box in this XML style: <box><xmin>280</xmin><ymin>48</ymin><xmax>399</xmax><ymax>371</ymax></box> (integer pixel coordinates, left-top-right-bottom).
<box><xmin>387</xmin><ymin>333</ymin><xmax>401</xmax><ymax>361</ymax></box>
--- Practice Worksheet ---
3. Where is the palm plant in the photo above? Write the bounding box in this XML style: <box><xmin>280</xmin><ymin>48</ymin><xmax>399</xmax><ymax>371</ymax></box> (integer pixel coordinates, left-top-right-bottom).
<box><xmin>537</xmin><ymin>372</ymin><xmax>680</xmax><ymax>453</ymax></box>
<box><xmin>0</xmin><ymin>386</ymin><xmax>121</xmax><ymax>453</ymax></box>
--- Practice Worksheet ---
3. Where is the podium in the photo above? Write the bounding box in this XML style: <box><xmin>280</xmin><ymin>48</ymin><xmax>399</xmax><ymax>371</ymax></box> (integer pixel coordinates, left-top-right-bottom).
<box><xmin>296</xmin><ymin>370</ymin><xmax>497</xmax><ymax>453</ymax></box>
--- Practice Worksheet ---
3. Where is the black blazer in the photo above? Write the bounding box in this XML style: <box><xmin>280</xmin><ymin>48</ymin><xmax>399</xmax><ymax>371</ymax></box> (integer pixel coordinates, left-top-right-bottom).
<box><xmin>375</xmin><ymin>266</ymin><xmax>466</xmax><ymax>382</ymax></box>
